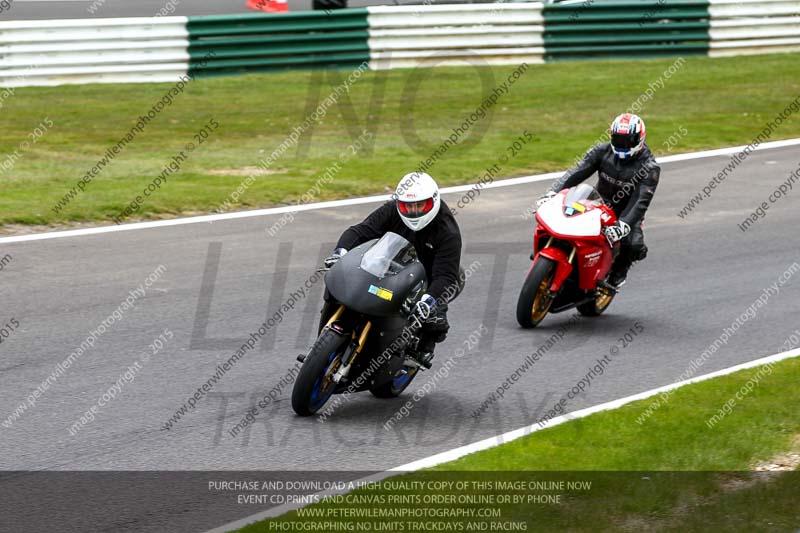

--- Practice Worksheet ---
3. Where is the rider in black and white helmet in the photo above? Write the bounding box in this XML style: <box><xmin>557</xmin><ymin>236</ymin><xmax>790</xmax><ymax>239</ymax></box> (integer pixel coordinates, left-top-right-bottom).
<box><xmin>324</xmin><ymin>172</ymin><xmax>463</xmax><ymax>366</ymax></box>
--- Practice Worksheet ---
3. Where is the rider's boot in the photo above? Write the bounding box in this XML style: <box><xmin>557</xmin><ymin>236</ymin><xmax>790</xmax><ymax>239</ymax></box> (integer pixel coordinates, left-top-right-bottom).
<box><xmin>408</xmin><ymin>311</ymin><xmax>448</xmax><ymax>370</ymax></box>
<box><xmin>606</xmin><ymin>260</ymin><xmax>632</xmax><ymax>289</ymax></box>
<box><xmin>607</xmin><ymin>267</ymin><xmax>630</xmax><ymax>289</ymax></box>
<box><xmin>606</xmin><ymin>234</ymin><xmax>646</xmax><ymax>290</ymax></box>
<box><xmin>409</xmin><ymin>336</ymin><xmax>435</xmax><ymax>369</ymax></box>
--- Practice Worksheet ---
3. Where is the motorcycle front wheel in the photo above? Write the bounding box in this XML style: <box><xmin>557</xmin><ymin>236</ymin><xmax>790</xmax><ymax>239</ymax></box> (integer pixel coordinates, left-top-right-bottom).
<box><xmin>291</xmin><ymin>328</ymin><xmax>348</xmax><ymax>416</ymax></box>
<box><xmin>516</xmin><ymin>257</ymin><xmax>557</xmax><ymax>328</ymax></box>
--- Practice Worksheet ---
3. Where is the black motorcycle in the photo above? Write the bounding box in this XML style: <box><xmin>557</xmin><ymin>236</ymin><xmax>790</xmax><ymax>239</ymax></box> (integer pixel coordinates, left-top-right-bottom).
<box><xmin>291</xmin><ymin>232</ymin><xmax>428</xmax><ymax>416</ymax></box>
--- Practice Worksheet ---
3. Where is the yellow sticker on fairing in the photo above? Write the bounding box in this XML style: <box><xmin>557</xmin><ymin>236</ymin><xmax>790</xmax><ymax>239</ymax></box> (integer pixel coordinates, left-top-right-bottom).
<box><xmin>571</xmin><ymin>202</ymin><xmax>586</xmax><ymax>213</ymax></box>
<box><xmin>377</xmin><ymin>288</ymin><xmax>393</xmax><ymax>301</ymax></box>
<box><xmin>368</xmin><ymin>285</ymin><xmax>394</xmax><ymax>301</ymax></box>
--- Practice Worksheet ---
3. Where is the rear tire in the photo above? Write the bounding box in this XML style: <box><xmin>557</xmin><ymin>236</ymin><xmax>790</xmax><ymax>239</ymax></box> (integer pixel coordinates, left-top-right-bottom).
<box><xmin>516</xmin><ymin>257</ymin><xmax>557</xmax><ymax>329</ymax></box>
<box><xmin>577</xmin><ymin>286</ymin><xmax>615</xmax><ymax>317</ymax></box>
<box><xmin>291</xmin><ymin>328</ymin><xmax>348</xmax><ymax>416</ymax></box>
<box><xmin>370</xmin><ymin>364</ymin><xmax>419</xmax><ymax>398</ymax></box>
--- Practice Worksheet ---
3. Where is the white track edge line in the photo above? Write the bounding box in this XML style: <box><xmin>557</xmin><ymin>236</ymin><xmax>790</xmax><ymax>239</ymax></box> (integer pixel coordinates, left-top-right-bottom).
<box><xmin>3</xmin><ymin>137</ymin><xmax>800</xmax><ymax>246</ymax></box>
<box><xmin>206</xmin><ymin>346</ymin><xmax>800</xmax><ymax>533</ymax></box>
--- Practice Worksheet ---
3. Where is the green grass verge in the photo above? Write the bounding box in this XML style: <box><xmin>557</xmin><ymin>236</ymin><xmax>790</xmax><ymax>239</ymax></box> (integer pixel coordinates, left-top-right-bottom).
<box><xmin>237</xmin><ymin>357</ymin><xmax>800</xmax><ymax>532</ymax></box>
<box><xmin>2</xmin><ymin>53</ymin><xmax>799</xmax><ymax>227</ymax></box>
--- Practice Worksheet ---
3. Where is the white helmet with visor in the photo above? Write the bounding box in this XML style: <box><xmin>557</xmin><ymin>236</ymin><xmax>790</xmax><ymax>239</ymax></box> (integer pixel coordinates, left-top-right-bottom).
<box><xmin>396</xmin><ymin>172</ymin><xmax>441</xmax><ymax>231</ymax></box>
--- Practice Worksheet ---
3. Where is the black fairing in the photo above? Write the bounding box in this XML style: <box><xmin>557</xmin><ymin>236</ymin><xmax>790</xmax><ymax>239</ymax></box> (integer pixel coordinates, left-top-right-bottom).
<box><xmin>326</xmin><ymin>240</ymin><xmax>426</xmax><ymax>317</ymax></box>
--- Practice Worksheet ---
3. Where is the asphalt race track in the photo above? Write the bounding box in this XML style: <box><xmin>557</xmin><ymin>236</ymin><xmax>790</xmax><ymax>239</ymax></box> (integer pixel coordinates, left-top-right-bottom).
<box><xmin>1</xmin><ymin>144</ymin><xmax>800</xmax><ymax>531</ymax></box>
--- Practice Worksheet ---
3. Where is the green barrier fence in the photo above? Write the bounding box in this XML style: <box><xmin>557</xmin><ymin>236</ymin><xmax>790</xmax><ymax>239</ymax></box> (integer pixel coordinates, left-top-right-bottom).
<box><xmin>3</xmin><ymin>1</ymin><xmax>796</xmax><ymax>87</ymax></box>
<box><xmin>181</xmin><ymin>0</ymin><xmax>794</xmax><ymax>77</ymax></box>
<box><xmin>187</xmin><ymin>10</ymin><xmax>370</xmax><ymax>77</ymax></box>
<box><xmin>543</xmin><ymin>0</ymin><xmax>711</xmax><ymax>61</ymax></box>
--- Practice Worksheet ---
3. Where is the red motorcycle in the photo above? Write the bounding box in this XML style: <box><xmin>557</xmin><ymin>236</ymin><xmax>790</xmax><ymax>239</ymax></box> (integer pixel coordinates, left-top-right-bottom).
<box><xmin>516</xmin><ymin>184</ymin><xmax>619</xmax><ymax>328</ymax></box>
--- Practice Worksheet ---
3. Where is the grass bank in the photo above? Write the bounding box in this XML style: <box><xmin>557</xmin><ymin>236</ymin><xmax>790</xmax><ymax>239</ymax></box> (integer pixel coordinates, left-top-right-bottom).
<box><xmin>2</xmin><ymin>53</ymin><xmax>799</xmax><ymax>227</ymax></box>
<box><xmin>237</xmin><ymin>356</ymin><xmax>800</xmax><ymax>531</ymax></box>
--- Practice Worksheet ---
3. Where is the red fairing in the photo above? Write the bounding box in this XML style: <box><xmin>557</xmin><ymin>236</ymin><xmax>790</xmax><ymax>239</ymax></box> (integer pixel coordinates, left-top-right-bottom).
<box><xmin>575</xmin><ymin>241</ymin><xmax>613</xmax><ymax>291</ymax></box>
<box><xmin>530</xmin><ymin>189</ymin><xmax>619</xmax><ymax>293</ymax></box>
<box><xmin>538</xmin><ymin>247</ymin><xmax>573</xmax><ymax>292</ymax></box>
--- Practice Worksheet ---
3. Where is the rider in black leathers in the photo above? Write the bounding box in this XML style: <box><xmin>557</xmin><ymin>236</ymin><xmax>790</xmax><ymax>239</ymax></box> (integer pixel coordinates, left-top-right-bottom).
<box><xmin>323</xmin><ymin>172</ymin><xmax>463</xmax><ymax>367</ymax></box>
<box><xmin>539</xmin><ymin>113</ymin><xmax>660</xmax><ymax>288</ymax></box>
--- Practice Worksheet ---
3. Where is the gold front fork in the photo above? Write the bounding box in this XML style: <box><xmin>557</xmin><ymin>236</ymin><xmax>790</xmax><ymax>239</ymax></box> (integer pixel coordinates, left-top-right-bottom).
<box><xmin>325</xmin><ymin>303</ymin><xmax>371</xmax><ymax>368</ymax></box>
<box><xmin>346</xmin><ymin>321</ymin><xmax>372</xmax><ymax>366</ymax></box>
<box><xmin>324</xmin><ymin>304</ymin><xmax>345</xmax><ymax>329</ymax></box>
<box><xmin>325</xmin><ymin>307</ymin><xmax>372</xmax><ymax>384</ymax></box>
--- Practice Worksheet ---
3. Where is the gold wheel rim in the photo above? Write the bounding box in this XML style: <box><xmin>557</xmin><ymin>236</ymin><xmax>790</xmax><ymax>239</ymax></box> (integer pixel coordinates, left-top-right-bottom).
<box><xmin>320</xmin><ymin>357</ymin><xmax>342</xmax><ymax>394</ymax></box>
<box><xmin>531</xmin><ymin>273</ymin><xmax>554</xmax><ymax>322</ymax></box>
<box><xmin>596</xmin><ymin>288</ymin><xmax>614</xmax><ymax>311</ymax></box>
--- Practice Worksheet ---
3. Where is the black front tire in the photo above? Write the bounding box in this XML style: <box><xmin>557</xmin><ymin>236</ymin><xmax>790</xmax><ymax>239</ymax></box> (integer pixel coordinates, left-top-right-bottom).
<box><xmin>516</xmin><ymin>257</ymin><xmax>557</xmax><ymax>329</ymax></box>
<box><xmin>291</xmin><ymin>328</ymin><xmax>348</xmax><ymax>416</ymax></box>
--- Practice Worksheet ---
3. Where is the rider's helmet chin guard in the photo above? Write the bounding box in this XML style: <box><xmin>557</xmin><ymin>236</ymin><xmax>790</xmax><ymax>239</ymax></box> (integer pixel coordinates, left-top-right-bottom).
<box><xmin>610</xmin><ymin>113</ymin><xmax>646</xmax><ymax>160</ymax></box>
<box><xmin>396</xmin><ymin>172</ymin><xmax>441</xmax><ymax>231</ymax></box>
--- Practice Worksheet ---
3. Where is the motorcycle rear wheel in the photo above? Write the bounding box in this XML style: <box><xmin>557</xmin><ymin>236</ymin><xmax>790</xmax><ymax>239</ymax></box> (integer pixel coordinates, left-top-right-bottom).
<box><xmin>516</xmin><ymin>257</ymin><xmax>557</xmax><ymax>328</ymax></box>
<box><xmin>291</xmin><ymin>328</ymin><xmax>348</xmax><ymax>416</ymax></box>
<box><xmin>577</xmin><ymin>286</ymin><xmax>615</xmax><ymax>316</ymax></box>
<box><xmin>370</xmin><ymin>363</ymin><xmax>419</xmax><ymax>398</ymax></box>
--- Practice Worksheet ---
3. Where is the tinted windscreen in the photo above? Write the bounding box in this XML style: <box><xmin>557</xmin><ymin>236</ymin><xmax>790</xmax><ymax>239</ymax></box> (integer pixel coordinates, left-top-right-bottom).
<box><xmin>360</xmin><ymin>232</ymin><xmax>416</xmax><ymax>277</ymax></box>
<box><xmin>564</xmin><ymin>183</ymin><xmax>604</xmax><ymax>206</ymax></box>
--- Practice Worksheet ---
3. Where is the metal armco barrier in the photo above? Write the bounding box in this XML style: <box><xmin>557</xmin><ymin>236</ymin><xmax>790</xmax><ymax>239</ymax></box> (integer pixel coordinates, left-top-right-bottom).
<box><xmin>544</xmin><ymin>0</ymin><xmax>800</xmax><ymax>61</ymax></box>
<box><xmin>1</xmin><ymin>0</ymin><xmax>798</xmax><ymax>87</ymax></box>
<box><xmin>0</xmin><ymin>17</ymin><xmax>190</xmax><ymax>87</ymax></box>
<box><xmin>187</xmin><ymin>10</ymin><xmax>370</xmax><ymax>77</ymax></box>
<box><xmin>367</xmin><ymin>3</ymin><xmax>545</xmax><ymax>70</ymax></box>
<box><xmin>543</xmin><ymin>0</ymin><xmax>711</xmax><ymax>61</ymax></box>
<box><xmin>708</xmin><ymin>0</ymin><xmax>800</xmax><ymax>57</ymax></box>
